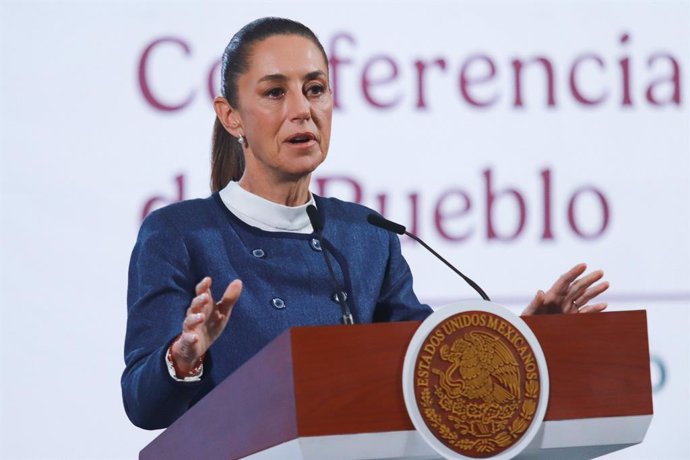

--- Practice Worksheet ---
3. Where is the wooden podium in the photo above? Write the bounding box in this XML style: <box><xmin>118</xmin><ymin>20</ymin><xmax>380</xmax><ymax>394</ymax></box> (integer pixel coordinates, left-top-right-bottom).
<box><xmin>140</xmin><ymin>311</ymin><xmax>652</xmax><ymax>460</ymax></box>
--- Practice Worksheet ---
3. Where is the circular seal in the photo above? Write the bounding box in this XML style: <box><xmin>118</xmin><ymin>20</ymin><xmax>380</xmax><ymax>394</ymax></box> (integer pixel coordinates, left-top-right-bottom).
<box><xmin>403</xmin><ymin>300</ymin><xmax>549</xmax><ymax>460</ymax></box>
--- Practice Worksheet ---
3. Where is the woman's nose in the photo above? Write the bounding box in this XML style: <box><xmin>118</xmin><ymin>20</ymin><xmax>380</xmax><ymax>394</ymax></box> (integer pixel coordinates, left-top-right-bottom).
<box><xmin>287</xmin><ymin>91</ymin><xmax>311</xmax><ymax>121</ymax></box>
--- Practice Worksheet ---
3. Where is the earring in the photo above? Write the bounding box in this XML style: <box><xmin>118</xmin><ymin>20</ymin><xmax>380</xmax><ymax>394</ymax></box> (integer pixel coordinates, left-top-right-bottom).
<box><xmin>237</xmin><ymin>135</ymin><xmax>245</xmax><ymax>145</ymax></box>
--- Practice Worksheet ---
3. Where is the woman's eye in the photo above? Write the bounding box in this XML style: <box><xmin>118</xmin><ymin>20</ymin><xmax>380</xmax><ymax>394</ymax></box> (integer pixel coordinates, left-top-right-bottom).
<box><xmin>307</xmin><ymin>84</ymin><xmax>325</xmax><ymax>96</ymax></box>
<box><xmin>265</xmin><ymin>87</ymin><xmax>285</xmax><ymax>98</ymax></box>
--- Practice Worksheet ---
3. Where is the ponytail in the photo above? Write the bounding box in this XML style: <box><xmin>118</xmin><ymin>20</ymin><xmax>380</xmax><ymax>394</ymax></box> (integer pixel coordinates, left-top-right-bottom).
<box><xmin>210</xmin><ymin>117</ymin><xmax>244</xmax><ymax>192</ymax></box>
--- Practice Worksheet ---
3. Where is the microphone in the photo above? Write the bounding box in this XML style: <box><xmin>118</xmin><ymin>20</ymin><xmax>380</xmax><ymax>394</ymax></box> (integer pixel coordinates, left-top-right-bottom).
<box><xmin>366</xmin><ymin>214</ymin><xmax>491</xmax><ymax>301</ymax></box>
<box><xmin>307</xmin><ymin>205</ymin><xmax>355</xmax><ymax>325</ymax></box>
<box><xmin>306</xmin><ymin>205</ymin><xmax>324</xmax><ymax>232</ymax></box>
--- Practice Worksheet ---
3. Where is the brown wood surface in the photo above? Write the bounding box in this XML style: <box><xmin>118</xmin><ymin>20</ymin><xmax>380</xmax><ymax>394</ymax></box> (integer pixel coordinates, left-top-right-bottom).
<box><xmin>523</xmin><ymin>310</ymin><xmax>653</xmax><ymax>420</ymax></box>
<box><xmin>291</xmin><ymin>321</ymin><xmax>419</xmax><ymax>436</ymax></box>
<box><xmin>141</xmin><ymin>310</ymin><xmax>652</xmax><ymax>458</ymax></box>
<box><xmin>285</xmin><ymin>311</ymin><xmax>652</xmax><ymax>437</ymax></box>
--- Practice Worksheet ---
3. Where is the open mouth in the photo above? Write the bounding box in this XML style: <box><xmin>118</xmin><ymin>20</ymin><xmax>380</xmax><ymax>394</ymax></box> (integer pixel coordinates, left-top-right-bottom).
<box><xmin>286</xmin><ymin>133</ymin><xmax>316</xmax><ymax>144</ymax></box>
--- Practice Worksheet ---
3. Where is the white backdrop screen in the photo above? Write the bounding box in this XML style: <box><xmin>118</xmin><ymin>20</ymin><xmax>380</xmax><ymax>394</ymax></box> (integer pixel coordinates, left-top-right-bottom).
<box><xmin>0</xmin><ymin>1</ymin><xmax>688</xmax><ymax>458</ymax></box>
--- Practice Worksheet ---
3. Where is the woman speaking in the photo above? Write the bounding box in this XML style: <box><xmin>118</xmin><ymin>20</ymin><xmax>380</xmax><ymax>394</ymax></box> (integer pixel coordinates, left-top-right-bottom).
<box><xmin>122</xmin><ymin>17</ymin><xmax>608</xmax><ymax>430</ymax></box>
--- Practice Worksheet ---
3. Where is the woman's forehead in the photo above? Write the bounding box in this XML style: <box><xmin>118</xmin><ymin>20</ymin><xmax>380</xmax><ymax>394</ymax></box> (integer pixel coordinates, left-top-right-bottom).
<box><xmin>245</xmin><ymin>34</ymin><xmax>328</xmax><ymax>79</ymax></box>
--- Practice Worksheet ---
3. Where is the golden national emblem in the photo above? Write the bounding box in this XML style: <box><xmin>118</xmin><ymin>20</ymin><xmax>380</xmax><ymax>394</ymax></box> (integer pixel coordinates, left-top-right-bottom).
<box><xmin>413</xmin><ymin>310</ymin><xmax>541</xmax><ymax>458</ymax></box>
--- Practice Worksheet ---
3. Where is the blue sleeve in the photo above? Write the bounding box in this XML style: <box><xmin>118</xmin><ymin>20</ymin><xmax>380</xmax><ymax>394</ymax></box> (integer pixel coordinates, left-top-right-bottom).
<box><xmin>121</xmin><ymin>210</ymin><xmax>212</xmax><ymax>430</ymax></box>
<box><xmin>374</xmin><ymin>231</ymin><xmax>433</xmax><ymax>322</ymax></box>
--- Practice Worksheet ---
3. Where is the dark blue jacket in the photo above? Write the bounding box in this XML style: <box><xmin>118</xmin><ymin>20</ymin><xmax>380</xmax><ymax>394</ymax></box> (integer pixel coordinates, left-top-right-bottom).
<box><xmin>122</xmin><ymin>193</ymin><xmax>431</xmax><ymax>429</ymax></box>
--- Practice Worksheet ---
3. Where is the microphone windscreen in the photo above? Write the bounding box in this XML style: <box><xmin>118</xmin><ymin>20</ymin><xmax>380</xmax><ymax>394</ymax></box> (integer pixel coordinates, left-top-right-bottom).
<box><xmin>307</xmin><ymin>205</ymin><xmax>324</xmax><ymax>232</ymax></box>
<box><xmin>366</xmin><ymin>213</ymin><xmax>406</xmax><ymax>235</ymax></box>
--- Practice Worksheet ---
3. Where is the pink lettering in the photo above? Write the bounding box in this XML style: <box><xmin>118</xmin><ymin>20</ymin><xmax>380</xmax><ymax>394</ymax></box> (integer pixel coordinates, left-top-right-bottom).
<box><xmin>138</xmin><ymin>37</ymin><xmax>195</xmax><ymax>111</ymax></box>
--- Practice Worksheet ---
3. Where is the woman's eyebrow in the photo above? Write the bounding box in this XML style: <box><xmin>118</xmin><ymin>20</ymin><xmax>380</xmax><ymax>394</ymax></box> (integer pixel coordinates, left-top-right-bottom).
<box><xmin>258</xmin><ymin>70</ymin><xmax>327</xmax><ymax>83</ymax></box>
<box><xmin>305</xmin><ymin>70</ymin><xmax>327</xmax><ymax>80</ymax></box>
<box><xmin>258</xmin><ymin>73</ymin><xmax>286</xmax><ymax>83</ymax></box>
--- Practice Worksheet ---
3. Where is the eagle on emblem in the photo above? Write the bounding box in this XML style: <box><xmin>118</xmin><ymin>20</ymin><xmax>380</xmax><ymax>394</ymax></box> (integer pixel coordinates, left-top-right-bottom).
<box><xmin>436</xmin><ymin>331</ymin><xmax>520</xmax><ymax>404</ymax></box>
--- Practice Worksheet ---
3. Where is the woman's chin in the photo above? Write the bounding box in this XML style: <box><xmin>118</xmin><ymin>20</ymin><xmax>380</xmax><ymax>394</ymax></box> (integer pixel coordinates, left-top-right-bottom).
<box><xmin>282</xmin><ymin>154</ymin><xmax>326</xmax><ymax>179</ymax></box>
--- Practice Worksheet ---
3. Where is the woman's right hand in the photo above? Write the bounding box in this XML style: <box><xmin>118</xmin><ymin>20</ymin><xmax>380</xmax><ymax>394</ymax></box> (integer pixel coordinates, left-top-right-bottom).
<box><xmin>171</xmin><ymin>277</ymin><xmax>243</xmax><ymax>375</ymax></box>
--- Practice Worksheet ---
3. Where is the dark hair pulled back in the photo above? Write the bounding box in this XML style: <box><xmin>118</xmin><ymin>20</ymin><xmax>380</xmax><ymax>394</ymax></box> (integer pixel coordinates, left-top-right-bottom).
<box><xmin>210</xmin><ymin>17</ymin><xmax>328</xmax><ymax>192</ymax></box>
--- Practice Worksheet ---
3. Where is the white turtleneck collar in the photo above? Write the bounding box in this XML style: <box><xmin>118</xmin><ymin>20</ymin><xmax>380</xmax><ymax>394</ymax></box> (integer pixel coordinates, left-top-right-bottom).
<box><xmin>218</xmin><ymin>181</ymin><xmax>315</xmax><ymax>234</ymax></box>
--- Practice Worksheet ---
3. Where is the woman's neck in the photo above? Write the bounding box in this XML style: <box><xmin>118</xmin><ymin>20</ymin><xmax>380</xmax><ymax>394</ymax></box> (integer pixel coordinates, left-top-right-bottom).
<box><xmin>238</xmin><ymin>173</ymin><xmax>311</xmax><ymax>207</ymax></box>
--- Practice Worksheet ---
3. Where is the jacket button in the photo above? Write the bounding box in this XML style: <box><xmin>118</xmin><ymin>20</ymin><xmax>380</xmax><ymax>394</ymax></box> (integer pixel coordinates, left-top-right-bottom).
<box><xmin>310</xmin><ymin>238</ymin><xmax>322</xmax><ymax>251</ymax></box>
<box><xmin>251</xmin><ymin>248</ymin><xmax>266</xmax><ymax>258</ymax></box>
<box><xmin>271</xmin><ymin>298</ymin><xmax>286</xmax><ymax>310</ymax></box>
<box><xmin>332</xmin><ymin>291</ymin><xmax>348</xmax><ymax>303</ymax></box>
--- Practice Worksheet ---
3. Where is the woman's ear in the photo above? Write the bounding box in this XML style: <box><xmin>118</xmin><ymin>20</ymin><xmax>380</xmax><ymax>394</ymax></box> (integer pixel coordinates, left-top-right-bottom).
<box><xmin>213</xmin><ymin>97</ymin><xmax>243</xmax><ymax>137</ymax></box>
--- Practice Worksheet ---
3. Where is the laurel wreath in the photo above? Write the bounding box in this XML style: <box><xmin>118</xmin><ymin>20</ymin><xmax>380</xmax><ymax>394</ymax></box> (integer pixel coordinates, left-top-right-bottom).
<box><xmin>419</xmin><ymin>379</ymin><xmax>539</xmax><ymax>454</ymax></box>
<box><xmin>505</xmin><ymin>380</ymin><xmax>537</xmax><ymax>437</ymax></box>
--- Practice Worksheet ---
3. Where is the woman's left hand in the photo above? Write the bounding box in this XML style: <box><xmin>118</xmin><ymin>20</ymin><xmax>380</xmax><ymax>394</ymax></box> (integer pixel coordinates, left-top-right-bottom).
<box><xmin>522</xmin><ymin>263</ymin><xmax>609</xmax><ymax>315</ymax></box>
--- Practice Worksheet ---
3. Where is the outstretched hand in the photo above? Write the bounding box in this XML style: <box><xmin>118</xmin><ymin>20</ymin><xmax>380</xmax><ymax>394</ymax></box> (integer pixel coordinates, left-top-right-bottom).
<box><xmin>522</xmin><ymin>263</ymin><xmax>609</xmax><ymax>315</ymax></box>
<box><xmin>171</xmin><ymin>277</ymin><xmax>243</xmax><ymax>374</ymax></box>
